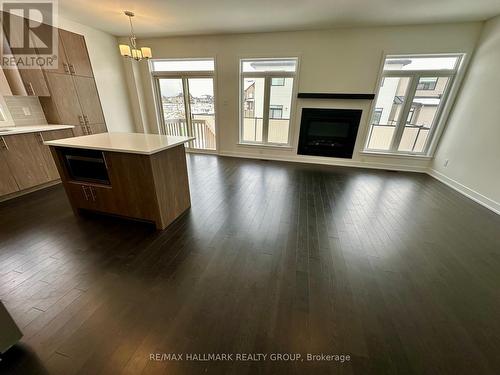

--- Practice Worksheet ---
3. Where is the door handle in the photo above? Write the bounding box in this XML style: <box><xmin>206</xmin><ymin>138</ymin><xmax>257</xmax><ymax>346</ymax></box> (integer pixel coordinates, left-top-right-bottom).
<box><xmin>83</xmin><ymin>115</ymin><xmax>89</xmax><ymax>125</ymax></box>
<box><xmin>87</xmin><ymin>125</ymin><xmax>92</xmax><ymax>135</ymax></box>
<box><xmin>69</xmin><ymin>64</ymin><xmax>76</xmax><ymax>74</ymax></box>
<box><xmin>63</xmin><ymin>63</ymin><xmax>70</xmax><ymax>73</ymax></box>
<box><xmin>78</xmin><ymin>115</ymin><xmax>85</xmax><ymax>126</ymax></box>
<box><xmin>0</xmin><ymin>136</ymin><xmax>8</xmax><ymax>150</ymax></box>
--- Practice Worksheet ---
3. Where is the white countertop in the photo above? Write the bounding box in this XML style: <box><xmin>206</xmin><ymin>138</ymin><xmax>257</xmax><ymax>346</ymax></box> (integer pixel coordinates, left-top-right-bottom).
<box><xmin>0</xmin><ymin>124</ymin><xmax>74</xmax><ymax>136</ymax></box>
<box><xmin>44</xmin><ymin>133</ymin><xmax>195</xmax><ymax>155</ymax></box>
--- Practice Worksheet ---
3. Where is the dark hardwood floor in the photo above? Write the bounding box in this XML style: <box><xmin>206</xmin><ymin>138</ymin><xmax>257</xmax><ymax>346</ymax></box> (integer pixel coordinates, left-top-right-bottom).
<box><xmin>1</xmin><ymin>154</ymin><xmax>499</xmax><ymax>375</ymax></box>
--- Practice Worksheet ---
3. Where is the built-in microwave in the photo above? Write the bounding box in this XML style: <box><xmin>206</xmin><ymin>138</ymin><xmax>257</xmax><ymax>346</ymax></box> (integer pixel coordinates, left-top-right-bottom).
<box><xmin>61</xmin><ymin>148</ymin><xmax>110</xmax><ymax>185</ymax></box>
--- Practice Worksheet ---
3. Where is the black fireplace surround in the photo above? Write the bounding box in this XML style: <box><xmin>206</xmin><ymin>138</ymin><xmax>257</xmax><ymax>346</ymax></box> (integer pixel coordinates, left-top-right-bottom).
<box><xmin>297</xmin><ymin>108</ymin><xmax>362</xmax><ymax>159</ymax></box>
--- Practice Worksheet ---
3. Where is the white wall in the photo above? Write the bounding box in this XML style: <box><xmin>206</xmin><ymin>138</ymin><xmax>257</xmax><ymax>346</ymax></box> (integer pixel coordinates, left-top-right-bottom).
<box><xmin>431</xmin><ymin>16</ymin><xmax>500</xmax><ymax>213</ymax></box>
<box><xmin>57</xmin><ymin>16</ymin><xmax>135</xmax><ymax>132</ymax></box>
<box><xmin>126</xmin><ymin>22</ymin><xmax>482</xmax><ymax>172</ymax></box>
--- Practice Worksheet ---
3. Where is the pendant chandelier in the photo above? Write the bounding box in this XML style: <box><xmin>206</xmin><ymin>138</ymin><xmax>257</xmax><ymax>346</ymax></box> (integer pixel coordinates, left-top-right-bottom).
<box><xmin>118</xmin><ymin>11</ymin><xmax>152</xmax><ymax>61</ymax></box>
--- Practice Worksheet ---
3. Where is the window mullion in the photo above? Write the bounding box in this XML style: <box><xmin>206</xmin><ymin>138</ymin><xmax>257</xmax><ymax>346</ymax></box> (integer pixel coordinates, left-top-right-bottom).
<box><xmin>262</xmin><ymin>76</ymin><xmax>271</xmax><ymax>143</ymax></box>
<box><xmin>182</xmin><ymin>77</ymin><xmax>193</xmax><ymax>144</ymax></box>
<box><xmin>389</xmin><ymin>74</ymin><xmax>420</xmax><ymax>151</ymax></box>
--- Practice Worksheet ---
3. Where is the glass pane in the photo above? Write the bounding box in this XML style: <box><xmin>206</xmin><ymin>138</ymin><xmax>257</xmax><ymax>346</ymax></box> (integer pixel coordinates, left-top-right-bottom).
<box><xmin>242</xmin><ymin>78</ymin><xmax>265</xmax><ymax>143</ymax></box>
<box><xmin>158</xmin><ymin>78</ymin><xmax>188</xmax><ymax>137</ymax></box>
<box><xmin>268</xmin><ymin>77</ymin><xmax>293</xmax><ymax>144</ymax></box>
<box><xmin>242</xmin><ymin>59</ymin><xmax>297</xmax><ymax>73</ymax></box>
<box><xmin>367</xmin><ymin>76</ymin><xmax>411</xmax><ymax>151</ymax></box>
<box><xmin>384</xmin><ymin>56</ymin><xmax>460</xmax><ymax>71</ymax></box>
<box><xmin>152</xmin><ymin>59</ymin><xmax>214</xmax><ymax>72</ymax></box>
<box><xmin>188</xmin><ymin>78</ymin><xmax>216</xmax><ymax>150</ymax></box>
<box><xmin>398</xmin><ymin>76</ymin><xmax>450</xmax><ymax>153</ymax></box>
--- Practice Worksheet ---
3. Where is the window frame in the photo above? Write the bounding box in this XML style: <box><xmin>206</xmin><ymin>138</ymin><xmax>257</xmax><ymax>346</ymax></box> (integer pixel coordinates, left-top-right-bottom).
<box><xmin>239</xmin><ymin>57</ymin><xmax>299</xmax><ymax>147</ymax></box>
<box><xmin>149</xmin><ymin>58</ymin><xmax>218</xmax><ymax>153</ymax></box>
<box><xmin>364</xmin><ymin>53</ymin><xmax>465</xmax><ymax>156</ymax></box>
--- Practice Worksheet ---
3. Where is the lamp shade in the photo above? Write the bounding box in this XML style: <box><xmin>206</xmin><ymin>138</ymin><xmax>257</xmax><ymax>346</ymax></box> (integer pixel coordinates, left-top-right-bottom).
<box><xmin>131</xmin><ymin>48</ymin><xmax>143</xmax><ymax>60</ymax></box>
<box><xmin>119</xmin><ymin>44</ymin><xmax>131</xmax><ymax>57</ymax></box>
<box><xmin>141</xmin><ymin>47</ymin><xmax>152</xmax><ymax>59</ymax></box>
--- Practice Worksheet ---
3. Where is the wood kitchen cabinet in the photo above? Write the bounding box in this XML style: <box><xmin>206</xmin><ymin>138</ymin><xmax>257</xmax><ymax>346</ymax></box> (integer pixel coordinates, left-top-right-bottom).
<box><xmin>0</xmin><ymin>143</ymin><xmax>18</xmax><ymax>196</ymax></box>
<box><xmin>73</xmin><ymin>76</ymin><xmax>105</xmax><ymax>124</ymax></box>
<box><xmin>43</xmin><ymin>72</ymin><xmax>84</xmax><ymax>125</ymax></box>
<box><xmin>39</xmin><ymin>129</ymin><xmax>75</xmax><ymax>180</ymax></box>
<box><xmin>2</xmin><ymin>133</ymin><xmax>50</xmax><ymax>190</ymax></box>
<box><xmin>38</xmin><ymin>31</ymin><xmax>107</xmax><ymax>134</ymax></box>
<box><xmin>1</xmin><ymin>12</ymin><xmax>50</xmax><ymax>96</ymax></box>
<box><xmin>59</xmin><ymin>30</ymin><xmax>94</xmax><ymax>78</ymax></box>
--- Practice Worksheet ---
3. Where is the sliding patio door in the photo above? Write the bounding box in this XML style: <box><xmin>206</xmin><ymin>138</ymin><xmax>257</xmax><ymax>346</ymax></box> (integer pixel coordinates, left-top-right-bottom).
<box><xmin>157</xmin><ymin>76</ymin><xmax>216</xmax><ymax>151</ymax></box>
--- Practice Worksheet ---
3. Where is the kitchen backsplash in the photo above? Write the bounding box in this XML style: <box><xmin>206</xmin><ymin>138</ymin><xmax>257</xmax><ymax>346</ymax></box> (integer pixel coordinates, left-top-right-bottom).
<box><xmin>4</xmin><ymin>96</ymin><xmax>47</xmax><ymax>126</ymax></box>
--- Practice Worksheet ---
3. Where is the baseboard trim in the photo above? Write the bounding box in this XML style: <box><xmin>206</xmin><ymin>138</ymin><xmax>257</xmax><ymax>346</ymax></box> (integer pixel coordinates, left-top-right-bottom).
<box><xmin>0</xmin><ymin>180</ymin><xmax>61</xmax><ymax>203</ymax></box>
<box><xmin>427</xmin><ymin>169</ymin><xmax>500</xmax><ymax>215</ymax></box>
<box><xmin>218</xmin><ymin>151</ymin><xmax>428</xmax><ymax>173</ymax></box>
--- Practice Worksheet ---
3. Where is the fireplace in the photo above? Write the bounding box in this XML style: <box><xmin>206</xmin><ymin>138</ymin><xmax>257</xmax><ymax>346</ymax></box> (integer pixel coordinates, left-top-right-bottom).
<box><xmin>297</xmin><ymin>108</ymin><xmax>362</xmax><ymax>158</ymax></box>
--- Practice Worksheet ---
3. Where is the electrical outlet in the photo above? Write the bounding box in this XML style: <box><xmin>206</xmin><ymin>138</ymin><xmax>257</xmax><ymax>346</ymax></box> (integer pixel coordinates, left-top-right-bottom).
<box><xmin>22</xmin><ymin>107</ymin><xmax>31</xmax><ymax>116</ymax></box>
<box><xmin>444</xmin><ymin>159</ymin><xmax>449</xmax><ymax>167</ymax></box>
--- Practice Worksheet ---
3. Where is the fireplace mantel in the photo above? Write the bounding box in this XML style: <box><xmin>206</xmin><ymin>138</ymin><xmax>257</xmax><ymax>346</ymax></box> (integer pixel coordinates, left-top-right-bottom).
<box><xmin>297</xmin><ymin>93</ymin><xmax>375</xmax><ymax>100</ymax></box>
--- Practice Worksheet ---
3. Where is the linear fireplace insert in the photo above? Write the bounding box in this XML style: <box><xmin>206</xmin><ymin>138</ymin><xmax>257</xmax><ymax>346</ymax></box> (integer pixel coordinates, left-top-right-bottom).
<box><xmin>297</xmin><ymin>108</ymin><xmax>362</xmax><ymax>158</ymax></box>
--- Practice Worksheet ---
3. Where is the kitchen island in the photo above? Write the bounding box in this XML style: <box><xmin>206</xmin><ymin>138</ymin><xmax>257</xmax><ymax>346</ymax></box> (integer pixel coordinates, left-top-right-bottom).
<box><xmin>45</xmin><ymin>133</ymin><xmax>194</xmax><ymax>230</ymax></box>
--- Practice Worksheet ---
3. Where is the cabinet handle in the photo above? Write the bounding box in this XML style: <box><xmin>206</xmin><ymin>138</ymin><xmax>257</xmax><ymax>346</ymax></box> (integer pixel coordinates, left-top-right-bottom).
<box><xmin>82</xmin><ymin>185</ymin><xmax>89</xmax><ymax>200</ymax></box>
<box><xmin>87</xmin><ymin>125</ymin><xmax>92</xmax><ymax>135</ymax></box>
<box><xmin>25</xmin><ymin>83</ymin><xmax>34</xmax><ymax>96</ymax></box>
<box><xmin>69</xmin><ymin>64</ymin><xmax>76</xmax><ymax>74</ymax></box>
<box><xmin>63</xmin><ymin>62</ymin><xmax>70</xmax><ymax>73</ymax></box>
<box><xmin>83</xmin><ymin>115</ymin><xmax>89</xmax><ymax>125</ymax></box>
<box><xmin>0</xmin><ymin>136</ymin><xmax>8</xmax><ymax>150</ymax></box>
<box><xmin>78</xmin><ymin>115</ymin><xmax>85</xmax><ymax>126</ymax></box>
<box><xmin>90</xmin><ymin>187</ymin><xmax>96</xmax><ymax>201</ymax></box>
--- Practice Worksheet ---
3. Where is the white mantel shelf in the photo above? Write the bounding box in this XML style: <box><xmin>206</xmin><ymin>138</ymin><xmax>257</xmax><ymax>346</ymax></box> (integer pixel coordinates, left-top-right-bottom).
<box><xmin>44</xmin><ymin>133</ymin><xmax>195</xmax><ymax>155</ymax></box>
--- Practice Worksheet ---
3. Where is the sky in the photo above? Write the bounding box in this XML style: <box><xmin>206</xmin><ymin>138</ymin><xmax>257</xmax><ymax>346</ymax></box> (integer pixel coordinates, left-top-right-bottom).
<box><xmin>160</xmin><ymin>78</ymin><xmax>213</xmax><ymax>98</ymax></box>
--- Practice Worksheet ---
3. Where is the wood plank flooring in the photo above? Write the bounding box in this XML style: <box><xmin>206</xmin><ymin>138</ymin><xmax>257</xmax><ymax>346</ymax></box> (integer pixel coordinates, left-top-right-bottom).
<box><xmin>1</xmin><ymin>154</ymin><xmax>499</xmax><ymax>375</ymax></box>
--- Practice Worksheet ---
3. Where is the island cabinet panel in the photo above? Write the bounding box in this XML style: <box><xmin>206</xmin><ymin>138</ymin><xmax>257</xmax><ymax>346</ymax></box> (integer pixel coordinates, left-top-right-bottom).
<box><xmin>2</xmin><ymin>133</ymin><xmax>50</xmax><ymax>190</ymax></box>
<box><xmin>150</xmin><ymin>145</ymin><xmax>191</xmax><ymax>228</ymax></box>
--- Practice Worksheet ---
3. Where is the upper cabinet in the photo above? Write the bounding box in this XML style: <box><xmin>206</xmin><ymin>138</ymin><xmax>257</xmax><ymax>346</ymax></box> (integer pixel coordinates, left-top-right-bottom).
<box><xmin>1</xmin><ymin>12</ymin><xmax>50</xmax><ymax>96</ymax></box>
<box><xmin>58</xmin><ymin>30</ymin><xmax>94</xmax><ymax>78</ymax></box>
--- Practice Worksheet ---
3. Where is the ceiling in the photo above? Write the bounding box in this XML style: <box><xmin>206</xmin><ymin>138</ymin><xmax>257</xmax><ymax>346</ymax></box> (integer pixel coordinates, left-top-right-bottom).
<box><xmin>59</xmin><ymin>0</ymin><xmax>500</xmax><ymax>37</ymax></box>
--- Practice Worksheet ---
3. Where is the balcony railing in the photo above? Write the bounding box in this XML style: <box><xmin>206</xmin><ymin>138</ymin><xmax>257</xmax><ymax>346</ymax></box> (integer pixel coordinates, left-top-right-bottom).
<box><xmin>161</xmin><ymin>116</ymin><xmax>216</xmax><ymax>150</ymax></box>
<box><xmin>368</xmin><ymin>123</ymin><xmax>430</xmax><ymax>153</ymax></box>
<box><xmin>242</xmin><ymin>117</ymin><xmax>289</xmax><ymax>144</ymax></box>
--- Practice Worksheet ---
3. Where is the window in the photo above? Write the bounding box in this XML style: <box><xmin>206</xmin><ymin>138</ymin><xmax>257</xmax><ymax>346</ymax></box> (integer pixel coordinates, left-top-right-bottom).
<box><xmin>151</xmin><ymin>59</ymin><xmax>217</xmax><ymax>150</ymax></box>
<box><xmin>269</xmin><ymin>105</ymin><xmax>283</xmax><ymax>119</ymax></box>
<box><xmin>271</xmin><ymin>77</ymin><xmax>285</xmax><ymax>86</ymax></box>
<box><xmin>373</xmin><ymin>108</ymin><xmax>383</xmax><ymax>124</ymax></box>
<box><xmin>240</xmin><ymin>58</ymin><xmax>298</xmax><ymax>145</ymax></box>
<box><xmin>417</xmin><ymin>77</ymin><xmax>438</xmax><ymax>90</ymax></box>
<box><xmin>365</xmin><ymin>54</ymin><xmax>463</xmax><ymax>155</ymax></box>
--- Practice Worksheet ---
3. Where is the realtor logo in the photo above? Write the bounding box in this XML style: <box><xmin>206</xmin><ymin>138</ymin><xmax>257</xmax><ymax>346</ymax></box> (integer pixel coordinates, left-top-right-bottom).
<box><xmin>1</xmin><ymin>0</ymin><xmax>58</xmax><ymax>69</ymax></box>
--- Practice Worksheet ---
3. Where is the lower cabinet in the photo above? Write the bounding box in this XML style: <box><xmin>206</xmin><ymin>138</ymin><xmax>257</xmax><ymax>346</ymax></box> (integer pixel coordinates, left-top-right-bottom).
<box><xmin>40</xmin><ymin>129</ymin><xmax>75</xmax><ymax>180</ymax></box>
<box><xmin>0</xmin><ymin>129</ymin><xmax>75</xmax><ymax>198</ymax></box>
<box><xmin>66</xmin><ymin>182</ymin><xmax>118</xmax><ymax>214</ymax></box>
<box><xmin>0</xmin><ymin>150</ymin><xmax>18</xmax><ymax>196</ymax></box>
<box><xmin>2</xmin><ymin>133</ymin><xmax>50</xmax><ymax>190</ymax></box>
